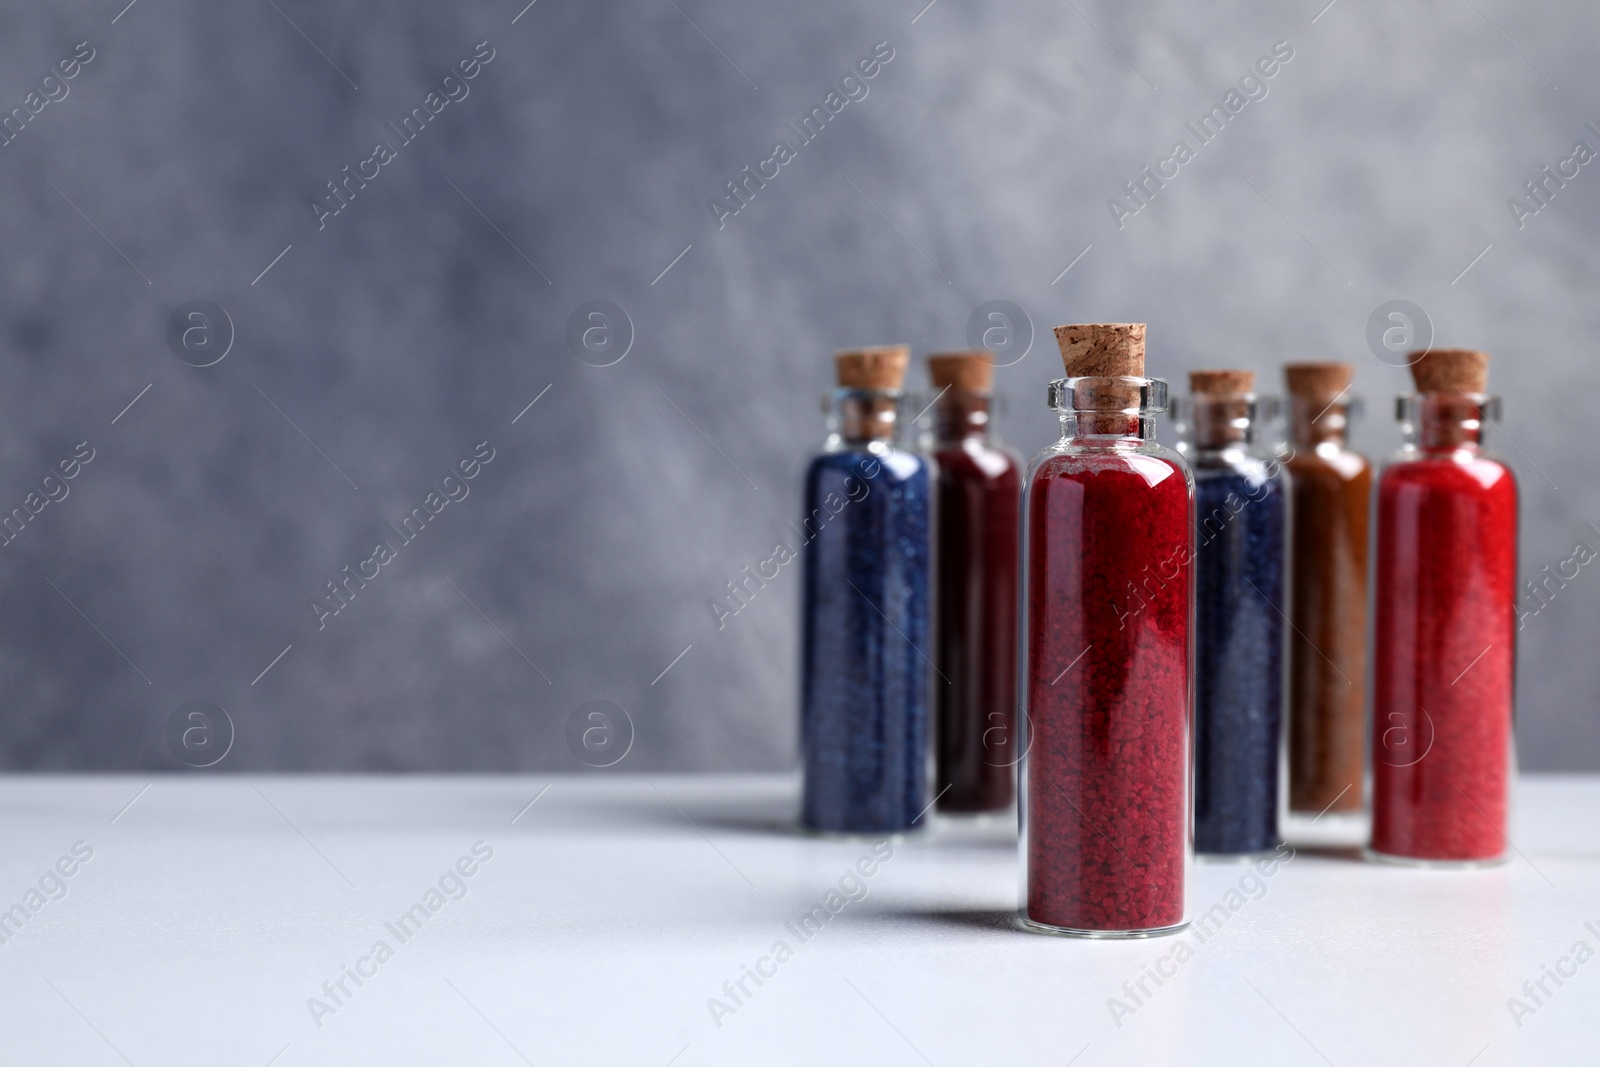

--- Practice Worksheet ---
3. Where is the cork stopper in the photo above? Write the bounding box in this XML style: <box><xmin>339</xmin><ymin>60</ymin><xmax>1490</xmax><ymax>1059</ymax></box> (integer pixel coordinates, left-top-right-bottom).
<box><xmin>1053</xmin><ymin>323</ymin><xmax>1145</xmax><ymax>377</ymax></box>
<box><xmin>1409</xmin><ymin>349</ymin><xmax>1489</xmax><ymax>394</ymax></box>
<box><xmin>1285</xmin><ymin>362</ymin><xmax>1354</xmax><ymax>445</ymax></box>
<box><xmin>1189</xmin><ymin>369</ymin><xmax>1256</xmax><ymax>396</ymax></box>
<box><xmin>835</xmin><ymin>346</ymin><xmax>910</xmax><ymax>390</ymax></box>
<box><xmin>927</xmin><ymin>352</ymin><xmax>994</xmax><ymax>392</ymax></box>
<box><xmin>1284</xmin><ymin>362</ymin><xmax>1354</xmax><ymax>401</ymax></box>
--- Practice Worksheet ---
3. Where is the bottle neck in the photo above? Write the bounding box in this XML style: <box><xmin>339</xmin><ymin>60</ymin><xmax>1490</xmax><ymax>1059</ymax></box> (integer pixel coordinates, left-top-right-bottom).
<box><xmin>1176</xmin><ymin>394</ymin><xmax>1279</xmax><ymax>458</ymax></box>
<box><xmin>1401</xmin><ymin>393</ymin><xmax>1493</xmax><ymax>452</ymax></box>
<box><xmin>934</xmin><ymin>389</ymin><xmax>992</xmax><ymax>444</ymax></box>
<box><xmin>1061</xmin><ymin>411</ymin><xmax>1155</xmax><ymax>442</ymax></box>
<box><xmin>1185</xmin><ymin>395</ymin><xmax>1256</xmax><ymax>450</ymax></box>
<box><xmin>1288</xmin><ymin>396</ymin><xmax>1350</xmax><ymax>449</ymax></box>
<box><xmin>1048</xmin><ymin>376</ymin><xmax>1167</xmax><ymax>447</ymax></box>
<box><xmin>831</xmin><ymin>389</ymin><xmax>900</xmax><ymax>445</ymax></box>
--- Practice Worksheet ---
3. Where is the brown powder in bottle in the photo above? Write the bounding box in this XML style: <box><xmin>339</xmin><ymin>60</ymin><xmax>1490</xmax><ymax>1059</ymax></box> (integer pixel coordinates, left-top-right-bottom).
<box><xmin>1283</xmin><ymin>362</ymin><xmax>1370</xmax><ymax>816</ymax></box>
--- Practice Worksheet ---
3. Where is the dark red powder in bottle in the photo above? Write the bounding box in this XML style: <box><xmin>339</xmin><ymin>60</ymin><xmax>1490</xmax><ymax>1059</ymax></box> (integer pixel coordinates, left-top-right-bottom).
<box><xmin>928</xmin><ymin>357</ymin><xmax>1021</xmax><ymax>814</ymax></box>
<box><xmin>1371</xmin><ymin>353</ymin><xmax>1517</xmax><ymax>864</ymax></box>
<box><xmin>1022</xmin><ymin>326</ymin><xmax>1191</xmax><ymax>935</ymax></box>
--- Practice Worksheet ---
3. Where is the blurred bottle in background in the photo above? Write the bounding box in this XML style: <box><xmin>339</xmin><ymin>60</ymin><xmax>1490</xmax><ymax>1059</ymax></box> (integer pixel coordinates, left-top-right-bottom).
<box><xmin>800</xmin><ymin>346</ymin><xmax>933</xmax><ymax>834</ymax></box>
<box><xmin>926</xmin><ymin>352</ymin><xmax>1021</xmax><ymax>815</ymax></box>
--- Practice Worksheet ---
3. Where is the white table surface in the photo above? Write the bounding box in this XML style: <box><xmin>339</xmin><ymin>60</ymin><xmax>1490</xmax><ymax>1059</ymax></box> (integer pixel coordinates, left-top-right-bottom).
<box><xmin>2</xmin><ymin>773</ymin><xmax>1595</xmax><ymax>1066</ymax></box>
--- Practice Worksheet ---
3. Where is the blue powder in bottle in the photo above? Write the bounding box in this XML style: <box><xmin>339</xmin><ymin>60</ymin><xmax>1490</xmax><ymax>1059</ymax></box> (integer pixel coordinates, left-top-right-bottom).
<box><xmin>801</xmin><ymin>447</ymin><xmax>932</xmax><ymax>833</ymax></box>
<box><xmin>1191</xmin><ymin>460</ymin><xmax>1287</xmax><ymax>855</ymax></box>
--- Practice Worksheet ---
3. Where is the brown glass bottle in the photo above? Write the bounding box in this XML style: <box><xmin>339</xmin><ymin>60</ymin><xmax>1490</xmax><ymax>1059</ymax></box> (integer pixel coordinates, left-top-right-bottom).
<box><xmin>1282</xmin><ymin>363</ymin><xmax>1370</xmax><ymax>834</ymax></box>
<box><xmin>928</xmin><ymin>354</ymin><xmax>1021</xmax><ymax>813</ymax></box>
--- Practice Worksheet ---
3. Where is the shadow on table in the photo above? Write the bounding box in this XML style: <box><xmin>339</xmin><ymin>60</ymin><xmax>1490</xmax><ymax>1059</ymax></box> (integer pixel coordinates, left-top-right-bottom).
<box><xmin>1283</xmin><ymin>844</ymin><xmax>1366</xmax><ymax>864</ymax></box>
<box><xmin>562</xmin><ymin>802</ymin><xmax>800</xmax><ymax>838</ymax></box>
<box><xmin>688</xmin><ymin>811</ymin><xmax>802</xmax><ymax>837</ymax></box>
<box><xmin>871</xmin><ymin>906</ymin><xmax>1020</xmax><ymax>936</ymax></box>
<box><xmin>688</xmin><ymin>812</ymin><xmax>1023</xmax><ymax>845</ymax></box>
<box><xmin>492</xmin><ymin>789</ymin><xmax>802</xmax><ymax>837</ymax></box>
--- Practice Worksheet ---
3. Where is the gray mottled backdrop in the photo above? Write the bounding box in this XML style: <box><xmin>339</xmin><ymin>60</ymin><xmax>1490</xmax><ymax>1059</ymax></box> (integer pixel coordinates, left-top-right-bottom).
<box><xmin>0</xmin><ymin>0</ymin><xmax>1595</xmax><ymax>771</ymax></box>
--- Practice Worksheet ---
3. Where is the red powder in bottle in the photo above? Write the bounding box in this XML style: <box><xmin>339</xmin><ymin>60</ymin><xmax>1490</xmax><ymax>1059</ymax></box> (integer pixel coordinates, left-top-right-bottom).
<box><xmin>1025</xmin><ymin>451</ymin><xmax>1190</xmax><ymax>932</ymax></box>
<box><xmin>1371</xmin><ymin>454</ymin><xmax>1517</xmax><ymax>861</ymax></box>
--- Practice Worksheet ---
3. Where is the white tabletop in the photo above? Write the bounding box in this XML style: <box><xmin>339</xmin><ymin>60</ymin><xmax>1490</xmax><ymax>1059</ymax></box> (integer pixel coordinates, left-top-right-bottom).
<box><xmin>1</xmin><ymin>773</ymin><xmax>1594</xmax><ymax>1066</ymax></box>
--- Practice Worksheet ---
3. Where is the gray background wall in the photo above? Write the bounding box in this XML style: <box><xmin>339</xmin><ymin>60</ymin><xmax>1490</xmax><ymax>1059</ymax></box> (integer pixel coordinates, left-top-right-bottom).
<box><xmin>0</xmin><ymin>0</ymin><xmax>1595</xmax><ymax>772</ymax></box>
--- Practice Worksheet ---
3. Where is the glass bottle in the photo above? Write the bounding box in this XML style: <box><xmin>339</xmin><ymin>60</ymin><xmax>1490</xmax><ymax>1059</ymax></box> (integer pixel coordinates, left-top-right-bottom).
<box><xmin>1020</xmin><ymin>323</ymin><xmax>1192</xmax><ymax>937</ymax></box>
<box><xmin>1370</xmin><ymin>349</ymin><xmax>1517</xmax><ymax>865</ymax></box>
<box><xmin>1280</xmin><ymin>363</ymin><xmax>1371</xmax><ymax>843</ymax></box>
<box><xmin>801</xmin><ymin>346</ymin><xmax>933</xmax><ymax>834</ymax></box>
<box><xmin>1176</xmin><ymin>371</ymin><xmax>1288</xmax><ymax>858</ymax></box>
<box><xmin>927</xmin><ymin>353</ymin><xmax>1021</xmax><ymax>815</ymax></box>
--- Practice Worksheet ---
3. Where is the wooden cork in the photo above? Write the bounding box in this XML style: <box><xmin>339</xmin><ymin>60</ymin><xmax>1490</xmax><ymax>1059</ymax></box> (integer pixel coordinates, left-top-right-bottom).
<box><xmin>1284</xmin><ymin>362</ymin><xmax>1354</xmax><ymax>401</ymax></box>
<box><xmin>927</xmin><ymin>352</ymin><xmax>995</xmax><ymax>392</ymax></box>
<box><xmin>1189</xmin><ymin>369</ymin><xmax>1256</xmax><ymax>396</ymax></box>
<box><xmin>1053</xmin><ymin>323</ymin><xmax>1145</xmax><ymax>377</ymax></box>
<box><xmin>834</xmin><ymin>346</ymin><xmax>910</xmax><ymax>390</ymax></box>
<box><xmin>1409</xmin><ymin>348</ymin><xmax>1489</xmax><ymax>393</ymax></box>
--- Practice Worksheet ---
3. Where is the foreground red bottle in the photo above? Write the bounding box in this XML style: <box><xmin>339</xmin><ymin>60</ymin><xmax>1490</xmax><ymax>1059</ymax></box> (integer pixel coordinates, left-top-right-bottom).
<box><xmin>1371</xmin><ymin>349</ymin><xmax>1517</xmax><ymax>864</ymax></box>
<box><xmin>928</xmin><ymin>352</ymin><xmax>1021</xmax><ymax>814</ymax></box>
<box><xmin>1020</xmin><ymin>323</ymin><xmax>1192</xmax><ymax>937</ymax></box>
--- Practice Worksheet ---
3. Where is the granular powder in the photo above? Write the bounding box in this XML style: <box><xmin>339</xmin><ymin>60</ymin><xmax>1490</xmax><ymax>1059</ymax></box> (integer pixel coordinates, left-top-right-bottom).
<box><xmin>1191</xmin><ymin>463</ymin><xmax>1285</xmax><ymax>854</ymax></box>
<box><xmin>932</xmin><ymin>419</ymin><xmax>1021</xmax><ymax>813</ymax></box>
<box><xmin>1284</xmin><ymin>445</ymin><xmax>1370</xmax><ymax>815</ymax></box>
<box><xmin>1025</xmin><ymin>451</ymin><xmax>1190</xmax><ymax>931</ymax></box>
<box><xmin>1370</xmin><ymin>453</ymin><xmax>1516</xmax><ymax>860</ymax></box>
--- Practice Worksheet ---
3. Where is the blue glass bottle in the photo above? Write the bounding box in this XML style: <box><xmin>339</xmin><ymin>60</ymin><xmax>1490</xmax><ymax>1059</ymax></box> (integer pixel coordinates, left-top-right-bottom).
<box><xmin>1178</xmin><ymin>371</ymin><xmax>1288</xmax><ymax>857</ymax></box>
<box><xmin>801</xmin><ymin>347</ymin><xmax>933</xmax><ymax>834</ymax></box>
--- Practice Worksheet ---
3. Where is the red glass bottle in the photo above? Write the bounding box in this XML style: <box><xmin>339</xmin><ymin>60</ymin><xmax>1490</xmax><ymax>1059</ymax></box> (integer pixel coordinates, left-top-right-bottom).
<box><xmin>1020</xmin><ymin>324</ymin><xmax>1192</xmax><ymax>937</ymax></box>
<box><xmin>927</xmin><ymin>353</ymin><xmax>1021</xmax><ymax>814</ymax></box>
<box><xmin>1371</xmin><ymin>349</ymin><xmax>1517</xmax><ymax>864</ymax></box>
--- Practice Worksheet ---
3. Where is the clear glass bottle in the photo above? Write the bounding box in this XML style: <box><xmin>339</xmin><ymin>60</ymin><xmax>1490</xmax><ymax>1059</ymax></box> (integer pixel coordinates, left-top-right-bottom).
<box><xmin>1174</xmin><ymin>372</ymin><xmax>1288</xmax><ymax>858</ymax></box>
<box><xmin>1020</xmin><ymin>323</ymin><xmax>1192</xmax><ymax>937</ymax></box>
<box><xmin>1370</xmin><ymin>350</ymin><xmax>1517</xmax><ymax>865</ymax></box>
<box><xmin>800</xmin><ymin>347</ymin><xmax>934</xmax><ymax>834</ymax></box>
<box><xmin>1280</xmin><ymin>365</ymin><xmax>1371</xmax><ymax>844</ymax></box>
<box><xmin>927</xmin><ymin>353</ymin><xmax>1022</xmax><ymax>815</ymax></box>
